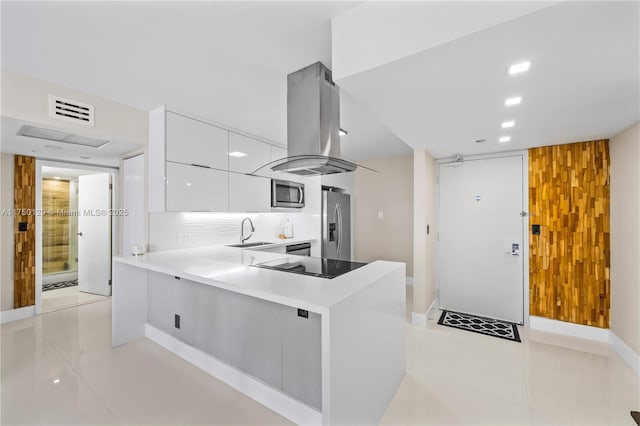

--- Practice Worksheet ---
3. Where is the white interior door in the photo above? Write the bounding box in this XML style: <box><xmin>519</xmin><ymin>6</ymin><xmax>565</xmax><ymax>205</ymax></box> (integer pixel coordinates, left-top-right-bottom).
<box><xmin>438</xmin><ymin>155</ymin><xmax>524</xmax><ymax>323</ymax></box>
<box><xmin>78</xmin><ymin>173</ymin><xmax>112</xmax><ymax>296</ymax></box>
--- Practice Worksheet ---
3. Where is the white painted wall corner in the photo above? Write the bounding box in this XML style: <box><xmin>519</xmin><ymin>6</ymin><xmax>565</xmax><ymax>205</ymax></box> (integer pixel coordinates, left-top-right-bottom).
<box><xmin>0</xmin><ymin>306</ymin><xmax>35</xmax><ymax>324</ymax></box>
<box><xmin>609</xmin><ymin>332</ymin><xmax>640</xmax><ymax>376</ymax></box>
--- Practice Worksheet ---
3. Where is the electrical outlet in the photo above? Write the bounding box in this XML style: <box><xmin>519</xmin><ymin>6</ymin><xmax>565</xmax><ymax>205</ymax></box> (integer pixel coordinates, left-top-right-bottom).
<box><xmin>377</xmin><ymin>211</ymin><xmax>384</xmax><ymax>220</ymax></box>
<box><xmin>174</xmin><ymin>314</ymin><xmax>180</xmax><ymax>329</ymax></box>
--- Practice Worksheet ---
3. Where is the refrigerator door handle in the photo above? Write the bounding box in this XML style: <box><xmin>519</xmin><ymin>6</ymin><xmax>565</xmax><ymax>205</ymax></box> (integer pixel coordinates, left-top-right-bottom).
<box><xmin>298</xmin><ymin>186</ymin><xmax>304</xmax><ymax>204</ymax></box>
<box><xmin>336</xmin><ymin>203</ymin><xmax>342</xmax><ymax>258</ymax></box>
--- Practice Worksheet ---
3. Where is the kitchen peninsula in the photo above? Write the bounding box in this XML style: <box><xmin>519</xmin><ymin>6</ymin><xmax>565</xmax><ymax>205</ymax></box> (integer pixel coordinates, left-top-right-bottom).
<box><xmin>112</xmin><ymin>245</ymin><xmax>406</xmax><ymax>425</ymax></box>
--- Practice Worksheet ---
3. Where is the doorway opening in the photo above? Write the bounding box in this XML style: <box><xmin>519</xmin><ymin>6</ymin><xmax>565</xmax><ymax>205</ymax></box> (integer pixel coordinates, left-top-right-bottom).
<box><xmin>38</xmin><ymin>164</ymin><xmax>115</xmax><ymax>313</ymax></box>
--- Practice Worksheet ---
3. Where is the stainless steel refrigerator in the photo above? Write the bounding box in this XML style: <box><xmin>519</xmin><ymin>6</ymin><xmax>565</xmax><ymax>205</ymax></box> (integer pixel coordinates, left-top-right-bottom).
<box><xmin>321</xmin><ymin>189</ymin><xmax>351</xmax><ymax>260</ymax></box>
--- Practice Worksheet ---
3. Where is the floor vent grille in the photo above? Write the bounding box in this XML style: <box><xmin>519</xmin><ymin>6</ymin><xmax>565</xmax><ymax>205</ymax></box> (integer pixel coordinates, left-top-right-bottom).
<box><xmin>49</xmin><ymin>95</ymin><xmax>95</xmax><ymax>126</ymax></box>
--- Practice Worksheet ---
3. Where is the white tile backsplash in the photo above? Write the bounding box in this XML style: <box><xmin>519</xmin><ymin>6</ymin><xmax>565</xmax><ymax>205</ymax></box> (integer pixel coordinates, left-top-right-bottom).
<box><xmin>148</xmin><ymin>212</ymin><xmax>320</xmax><ymax>252</ymax></box>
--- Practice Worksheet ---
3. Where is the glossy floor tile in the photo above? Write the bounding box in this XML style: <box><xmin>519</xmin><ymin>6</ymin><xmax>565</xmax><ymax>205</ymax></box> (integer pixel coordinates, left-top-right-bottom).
<box><xmin>41</xmin><ymin>286</ymin><xmax>109</xmax><ymax>313</ymax></box>
<box><xmin>2</xmin><ymin>288</ymin><xmax>638</xmax><ymax>425</ymax></box>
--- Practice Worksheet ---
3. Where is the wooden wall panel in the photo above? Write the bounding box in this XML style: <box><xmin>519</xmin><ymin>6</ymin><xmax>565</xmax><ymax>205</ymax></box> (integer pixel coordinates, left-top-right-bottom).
<box><xmin>42</xmin><ymin>179</ymin><xmax>71</xmax><ymax>274</ymax></box>
<box><xmin>14</xmin><ymin>155</ymin><xmax>36</xmax><ymax>308</ymax></box>
<box><xmin>529</xmin><ymin>140</ymin><xmax>610</xmax><ymax>328</ymax></box>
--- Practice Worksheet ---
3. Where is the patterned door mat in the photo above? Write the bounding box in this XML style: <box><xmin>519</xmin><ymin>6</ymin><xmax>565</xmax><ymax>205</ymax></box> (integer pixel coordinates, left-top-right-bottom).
<box><xmin>43</xmin><ymin>279</ymin><xmax>78</xmax><ymax>292</ymax></box>
<box><xmin>437</xmin><ymin>310</ymin><xmax>521</xmax><ymax>342</ymax></box>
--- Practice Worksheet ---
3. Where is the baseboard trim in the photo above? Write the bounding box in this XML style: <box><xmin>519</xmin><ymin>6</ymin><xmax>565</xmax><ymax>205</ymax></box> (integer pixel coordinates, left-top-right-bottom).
<box><xmin>405</xmin><ymin>277</ymin><xmax>414</xmax><ymax>286</ymax></box>
<box><xmin>529</xmin><ymin>316</ymin><xmax>609</xmax><ymax>342</ymax></box>
<box><xmin>609</xmin><ymin>332</ymin><xmax>640</xmax><ymax>375</ymax></box>
<box><xmin>144</xmin><ymin>324</ymin><xmax>322</xmax><ymax>425</ymax></box>
<box><xmin>0</xmin><ymin>306</ymin><xmax>35</xmax><ymax>324</ymax></box>
<box><xmin>411</xmin><ymin>299</ymin><xmax>437</xmax><ymax>327</ymax></box>
<box><xmin>411</xmin><ymin>312</ymin><xmax>427</xmax><ymax>326</ymax></box>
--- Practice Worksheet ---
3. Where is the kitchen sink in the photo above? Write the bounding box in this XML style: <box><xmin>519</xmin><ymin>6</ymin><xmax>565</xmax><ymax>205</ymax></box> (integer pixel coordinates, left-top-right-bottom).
<box><xmin>226</xmin><ymin>242</ymin><xmax>275</xmax><ymax>248</ymax></box>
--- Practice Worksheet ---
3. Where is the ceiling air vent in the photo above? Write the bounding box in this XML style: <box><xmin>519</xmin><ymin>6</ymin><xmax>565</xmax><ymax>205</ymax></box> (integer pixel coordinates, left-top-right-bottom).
<box><xmin>17</xmin><ymin>125</ymin><xmax>110</xmax><ymax>148</ymax></box>
<box><xmin>49</xmin><ymin>95</ymin><xmax>95</xmax><ymax>126</ymax></box>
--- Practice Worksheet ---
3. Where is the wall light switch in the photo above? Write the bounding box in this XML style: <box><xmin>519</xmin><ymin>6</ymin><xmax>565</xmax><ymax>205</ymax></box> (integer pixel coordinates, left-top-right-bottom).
<box><xmin>377</xmin><ymin>211</ymin><xmax>384</xmax><ymax>220</ymax></box>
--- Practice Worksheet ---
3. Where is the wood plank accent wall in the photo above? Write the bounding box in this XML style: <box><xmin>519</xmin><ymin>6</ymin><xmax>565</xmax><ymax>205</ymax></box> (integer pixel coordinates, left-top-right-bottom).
<box><xmin>14</xmin><ymin>155</ymin><xmax>36</xmax><ymax>308</ymax></box>
<box><xmin>529</xmin><ymin>140</ymin><xmax>610</xmax><ymax>328</ymax></box>
<box><xmin>42</xmin><ymin>179</ymin><xmax>71</xmax><ymax>274</ymax></box>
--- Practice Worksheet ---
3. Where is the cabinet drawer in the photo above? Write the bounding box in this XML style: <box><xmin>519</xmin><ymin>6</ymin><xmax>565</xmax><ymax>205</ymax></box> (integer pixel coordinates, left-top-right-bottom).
<box><xmin>166</xmin><ymin>162</ymin><xmax>228</xmax><ymax>212</ymax></box>
<box><xmin>228</xmin><ymin>172</ymin><xmax>270</xmax><ymax>212</ymax></box>
<box><xmin>166</xmin><ymin>111</ymin><xmax>228</xmax><ymax>170</ymax></box>
<box><xmin>228</xmin><ymin>132</ymin><xmax>271</xmax><ymax>175</ymax></box>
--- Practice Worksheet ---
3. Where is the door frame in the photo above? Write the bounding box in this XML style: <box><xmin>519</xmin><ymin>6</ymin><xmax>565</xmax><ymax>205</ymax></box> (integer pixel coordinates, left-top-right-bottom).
<box><xmin>435</xmin><ymin>150</ymin><xmax>530</xmax><ymax>326</ymax></box>
<box><xmin>35</xmin><ymin>160</ymin><xmax>119</xmax><ymax>314</ymax></box>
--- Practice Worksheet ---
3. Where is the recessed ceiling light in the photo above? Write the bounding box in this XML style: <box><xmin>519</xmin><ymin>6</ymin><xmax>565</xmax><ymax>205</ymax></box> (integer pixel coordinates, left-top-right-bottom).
<box><xmin>185</xmin><ymin>182</ymin><xmax>192</xmax><ymax>186</ymax></box>
<box><xmin>228</xmin><ymin>151</ymin><xmax>247</xmax><ymax>157</ymax></box>
<box><xmin>499</xmin><ymin>136</ymin><xmax>511</xmax><ymax>143</ymax></box>
<box><xmin>505</xmin><ymin>96</ymin><xmax>522</xmax><ymax>106</ymax></box>
<box><xmin>53</xmin><ymin>378</ymin><xmax>61</xmax><ymax>384</ymax></box>
<box><xmin>508</xmin><ymin>61</ymin><xmax>531</xmax><ymax>75</ymax></box>
<box><xmin>501</xmin><ymin>121</ymin><xmax>515</xmax><ymax>128</ymax></box>
<box><xmin>339</xmin><ymin>129</ymin><xmax>348</xmax><ymax>136</ymax></box>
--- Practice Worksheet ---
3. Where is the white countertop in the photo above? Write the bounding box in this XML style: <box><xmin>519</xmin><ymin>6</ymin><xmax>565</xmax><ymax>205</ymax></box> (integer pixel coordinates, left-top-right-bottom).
<box><xmin>114</xmin><ymin>244</ymin><xmax>404</xmax><ymax>314</ymax></box>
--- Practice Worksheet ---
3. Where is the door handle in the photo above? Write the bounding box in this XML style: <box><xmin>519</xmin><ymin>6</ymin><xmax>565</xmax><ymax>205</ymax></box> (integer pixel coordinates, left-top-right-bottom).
<box><xmin>505</xmin><ymin>243</ymin><xmax>519</xmax><ymax>256</ymax></box>
<box><xmin>298</xmin><ymin>186</ymin><xmax>304</xmax><ymax>204</ymax></box>
<box><xmin>77</xmin><ymin>232</ymin><xmax>83</xmax><ymax>237</ymax></box>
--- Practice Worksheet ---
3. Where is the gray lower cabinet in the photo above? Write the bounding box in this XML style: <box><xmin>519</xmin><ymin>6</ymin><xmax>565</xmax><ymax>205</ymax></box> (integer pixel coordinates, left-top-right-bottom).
<box><xmin>147</xmin><ymin>272</ymin><xmax>197</xmax><ymax>345</ymax></box>
<box><xmin>193</xmin><ymin>284</ymin><xmax>234</xmax><ymax>364</ymax></box>
<box><xmin>147</xmin><ymin>272</ymin><xmax>321</xmax><ymax>409</ymax></box>
<box><xmin>230</xmin><ymin>293</ymin><xmax>282</xmax><ymax>390</ymax></box>
<box><xmin>281</xmin><ymin>307</ymin><xmax>322</xmax><ymax>410</ymax></box>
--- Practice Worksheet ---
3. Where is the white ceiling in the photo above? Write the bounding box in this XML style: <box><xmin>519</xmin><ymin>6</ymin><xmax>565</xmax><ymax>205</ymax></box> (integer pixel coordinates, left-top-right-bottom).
<box><xmin>1</xmin><ymin>2</ymin><xmax>637</xmax><ymax>163</ymax></box>
<box><xmin>337</xmin><ymin>1</ymin><xmax>640</xmax><ymax>159</ymax></box>
<box><xmin>0</xmin><ymin>1</ymin><xmax>409</xmax><ymax>162</ymax></box>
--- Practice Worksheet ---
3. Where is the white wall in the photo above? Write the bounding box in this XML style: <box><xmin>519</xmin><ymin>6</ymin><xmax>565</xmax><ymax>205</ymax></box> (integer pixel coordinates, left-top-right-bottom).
<box><xmin>1</xmin><ymin>154</ymin><xmax>15</xmax><ymax>310</ymax></box>
<box><xmin>148</xmin><ymin>212</ymin><xmax>320</xmax><ymax>253</ymax></box>
<box><xmin>1</xmin><ymin>69</ymin><xmax>147</xmax><ymax>146</ymax></box>
<box><xmin>352</xmin><ymin>155</ymin><xmax>413</xmax><ymax>275</ymax></box>
<box><xmin>412</xmin><ymin>150</ymin><xmax>437</xmax><ymax>316</ymax></box>
<box><xmin>609</xmin><ymin>121</ymin><xmax>640</xmax><ymax>355</ymax></box>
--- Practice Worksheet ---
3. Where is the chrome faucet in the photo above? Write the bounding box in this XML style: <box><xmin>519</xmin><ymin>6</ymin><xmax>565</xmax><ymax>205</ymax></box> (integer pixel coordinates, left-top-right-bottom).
<box><xmin>240</xmin><ymin>217</ymin><xmax>255</xmax><ymax>244</ymax></box>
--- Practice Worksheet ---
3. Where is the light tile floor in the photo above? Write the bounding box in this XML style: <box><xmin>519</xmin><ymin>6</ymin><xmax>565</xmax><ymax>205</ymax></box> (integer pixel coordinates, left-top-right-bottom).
<box><xmin>1</xmin><ymin>288</ymin><xmax>638</xmax><ymax>425</ymax></box>
<box><xmin>42</xmin><ymin>286</ymin><xmax>110</xmax><ymax>313</ymax></box>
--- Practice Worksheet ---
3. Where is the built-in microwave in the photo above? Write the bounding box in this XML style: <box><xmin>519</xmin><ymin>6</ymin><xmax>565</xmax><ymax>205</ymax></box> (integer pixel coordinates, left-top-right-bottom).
<box><xmin>271</xmin><ymin>179</ymin><xmax>305</xmax><ymax>208</ymax></box>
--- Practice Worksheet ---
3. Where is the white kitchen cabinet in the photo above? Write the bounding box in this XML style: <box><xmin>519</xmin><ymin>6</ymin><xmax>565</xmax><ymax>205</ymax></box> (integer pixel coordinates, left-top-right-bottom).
<box><xmin>166</xmin><ymin>111</ymin><xmax>229</xmax><ymax>170</ymax></box>
<box><xmin>194</xmin><ymin>284</ymin><xmax>234</xmax><ymax>365</ymax></box>
<box><xmin>166</xmin><ymin>162</ymin><xmax>228</xmax><ymax>212</ymax></box>
<box><xmin>228</xmin><ymin>172</ymin><xmax>270</xmax><ymax>212</ymax></box>
<box><xmin>281</xmin><ymin>306</ymin><xmax>322</xmax><ymax>410</ymax></box>
<box><xmin>230</xmin><ymin>293</ymin><xmax>282</xmax><ymax>389</ymax></box>
<box><xmin>147</xmin><ymin>272</ymin><xmax>197</xmax><ymax>345</ymax></box>
<box><xmin>228</xmin><ymin>132</ymin><xmax>271</xmax><ymax>175</ymax></box>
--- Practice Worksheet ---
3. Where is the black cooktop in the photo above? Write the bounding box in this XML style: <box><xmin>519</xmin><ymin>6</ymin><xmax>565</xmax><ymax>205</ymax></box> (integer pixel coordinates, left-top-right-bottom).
<box><xmin>252</xmin><ymin>257</ymin><xmax>367</xmax><ymax>279</ymax></box>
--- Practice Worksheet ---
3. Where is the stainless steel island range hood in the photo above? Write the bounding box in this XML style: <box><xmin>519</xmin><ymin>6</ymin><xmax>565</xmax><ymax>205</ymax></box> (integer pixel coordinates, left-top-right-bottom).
<box><xmin>270</xmin><ymin>62</ymin><xmax>358</xmax><ymax>176</ymax></box>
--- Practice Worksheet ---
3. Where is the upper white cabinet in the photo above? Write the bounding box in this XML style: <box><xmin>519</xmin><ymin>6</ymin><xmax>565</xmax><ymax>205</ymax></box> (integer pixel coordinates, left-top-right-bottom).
<box><xmin>149</xmin><ymin>105</ymin><xmax>287</xmax><ymax>213</ymax></box>
<box><xmin>229</xmin><ymin>172</ymin><xmax>270</xmax><ymax>212</ymax></box>
<box><xmin>166</xmin><ymin>162</ymin><xmax>229</xmax><ymax>212</ymax></box>
<box><xmin>228</xmin><ymin>132</ymin><xmax>271</xmax><ymax>175</ymax></box>
<box><xmin>166</xmin><ymin>111</ymin><xmax>229</xmax><ymax>170</ymax></box>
